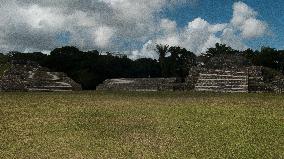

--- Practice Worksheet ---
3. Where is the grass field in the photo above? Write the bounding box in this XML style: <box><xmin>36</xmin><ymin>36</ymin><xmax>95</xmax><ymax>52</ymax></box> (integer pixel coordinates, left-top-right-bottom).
<box><xmin>1</xmin><ymin>91</ymin><xmax>284</xmax><ymax>158</ymax></box>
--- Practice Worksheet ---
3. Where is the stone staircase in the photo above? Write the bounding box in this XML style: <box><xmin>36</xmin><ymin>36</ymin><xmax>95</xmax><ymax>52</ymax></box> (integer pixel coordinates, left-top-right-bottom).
<box><xmin>27</xmin><ymin>77</ymin><xmax>75</xmax><ymax>92</ymax></box>
<box><xmin>0</xmin><ymin>62</ymin><xmax>81</xmax><ymax>92</ymax></box>
<box><xmin>97</xmin><ymin>78</ymin><xmax>177</xmax><ymax>91</ymax></box>
<box><xmin>195</xmin><ymin>69</ymin><xmax>248</xmax><ymax>93</ymax></box>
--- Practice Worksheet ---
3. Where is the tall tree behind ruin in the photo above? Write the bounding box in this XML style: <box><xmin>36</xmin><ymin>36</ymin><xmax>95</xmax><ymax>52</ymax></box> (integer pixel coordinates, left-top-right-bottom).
<box><xmin>155</xmin><ymin>44</ymin><xmax>169</xmax><ymax>77</ymax></box>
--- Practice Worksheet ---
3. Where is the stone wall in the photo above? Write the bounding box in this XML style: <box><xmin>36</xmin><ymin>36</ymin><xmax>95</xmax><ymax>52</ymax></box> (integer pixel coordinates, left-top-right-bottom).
<box><xmin>247</xmin><ymin>66</ymin><xmax>267</xmax><ymax>92</ymax></box>
<box><xmin>98</xmin><ymin>66</ymin><xmax>284</xmax><ymax>93</ymax></box>
<box><xmin>194</xmin><ymin>69</ymin><xmax>249</xmax><ymax>93</ymax></box>
<box><xmin>97</xmin><ymin>78</ymin><xmax>179</xmax><ymax>91</ymax></box>
<box><xmin>271</xmin><ymin>76</ymin><xmax>284</xmax><ymax>93</ymax></box>
<box><xmin>190</xmin><ymin>66</ymin><xmax>284</xmax><ymax>93</ymax></box>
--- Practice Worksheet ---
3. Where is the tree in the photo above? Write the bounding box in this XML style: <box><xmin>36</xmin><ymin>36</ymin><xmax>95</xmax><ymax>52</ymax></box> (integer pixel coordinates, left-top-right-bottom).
<box><xmin>155</xmin><ymin>44</ymin><xmax>169</xmax><ymax>77</ymax></box>
<box><xmin>254</xmin><ymin>47</ymin><xmax>279</xmax><ymax>70</ymax></box>
<box><xmin>47</xmin><ymin>46</ymin><xmax>83</xmax><ymax>71</ymax></box>
<box><xmin>133</xmin><ymin>58</ymin><xmax>160</xmax><ymax>78</ymax></box>
<box><xmin>202</xmin><ymin>43</ymin><xmax>236</xmax><ymax>60</ymax></box>
<box><xmin>168</xmin><ymin>46</ymin><xmax>196</xmax><ymax>80</ymax></box>
<box><xmin>241</xmin><ymin>48</ymin><xmax>255</xmax><ymax>64</ymax></box>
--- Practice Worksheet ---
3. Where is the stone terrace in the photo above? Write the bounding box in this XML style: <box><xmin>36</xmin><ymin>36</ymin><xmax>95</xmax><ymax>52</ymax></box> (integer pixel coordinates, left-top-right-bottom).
<box><xmin>194</xmin><ymin>69</ymin><xmax>249</xmax><ymax>93</ymax></box>
<box><xmin>97</xmin><ymin>78</ymin><xmax>179</xmax><ymax>91</ymax></box>
<box><xmin>0</xmin><ymin>62</ymin><xmax>81</xmax><ymax>92</ymax></box>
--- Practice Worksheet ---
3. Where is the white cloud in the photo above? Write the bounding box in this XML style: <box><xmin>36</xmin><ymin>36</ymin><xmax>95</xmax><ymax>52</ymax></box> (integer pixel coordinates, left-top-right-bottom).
<box><xmin>200</xmin><ymin>35</ymin><xmax>221</xmax><ymax>53</ymax></box>
<box><xmin>133</xmin><ymin>2</ymin><xmax>268</xmax><ymax>58</ymax></box>
<box><xmin>157</xmin><ymin>35</ymin><xmax>180</xmax><ymax>47</ymax></box>
<box><xmin>160</xmin><ymin>19</ymin><xmax>177</xmax><ymax>33</ymax></box>
<box><xmin>93</xmin><ymin>26</ymin><xmax>115</xmax><ymax>48</ymax></box>
<box><xmin>221</xmin><ymin>28</ymin><xmax>247</xmax><ymax>51</ymax></box>
<box><xmin>146</xmin><ymin>17</ymin><xmax>226</xmax><ymax>55</ymax></box>
<box><xmin>0</xmin><ymin>0</ymin><xmax>269</xmax><ymax>58</ymax></box>
<box><xmin>231</xmin><ymin>1</ymin><xmax>257</xmax><ymax>27</ymax></box>
<box><xmin>231</xmin><ymin>1</ymin><xmax>267</xmax><ymax>39</ymax></box>
<box><xmin>240</xmin><ymin>18</ymin><xmax>267</xmax><ymax>38</ymax></box>
<box><xmin>19</xmin><ymin>4</ymin><xmax>65</xmax><ymax>29</ymax></box>
<box><xmin>209</xmin><ymin>23</ymin><xmax>228</xmax><ymax>33</ymax></box>
<box><xmin>188</xmin><ymin>17</ymin><xmax>209</xmax><ymax>30</ymax></box>
<box><xmin>0</xmin><ymin>0</ymin><xmax>190</xmax><ymax>52</ymax></box>
<box><xmin>130</xmin><ymin>40</ymin><xmax>157</xmax><ymax>59</ymax></box>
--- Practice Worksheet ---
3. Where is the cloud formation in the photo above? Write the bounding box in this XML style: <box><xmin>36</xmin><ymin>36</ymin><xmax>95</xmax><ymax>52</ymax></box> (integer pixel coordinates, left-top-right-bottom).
<box><xmin>231</xmin><ymin>1</ymin><xmax>267</xmax><ymax>38</ymax></box>
<box><xmin>0</xmin><ymin>0</ymin><xmax>268</xmax><ymax>58</ymax></box>
<box><xmin>133</xmin><ymin>1</ymin><xmax>268</xmax><ymax>59</ymax></box>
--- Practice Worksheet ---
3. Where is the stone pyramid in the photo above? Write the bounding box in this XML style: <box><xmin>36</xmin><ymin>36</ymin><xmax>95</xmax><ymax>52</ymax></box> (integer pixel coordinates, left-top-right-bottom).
<box><xmin>0</xmin><ymin>61</ymin><xmax>81</xmax><ymax>92</ymax></box>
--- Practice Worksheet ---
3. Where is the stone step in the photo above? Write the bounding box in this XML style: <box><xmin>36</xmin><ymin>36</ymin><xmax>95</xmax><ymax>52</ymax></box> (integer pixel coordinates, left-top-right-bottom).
<box><xmin>196</xmin><ymin>87</ymin><xmax>247</xmax><ymax>90</ymax></box>
<box><xmin>195</xmin><ymin>69</ymin><xmax>249</xmax><ymax>93</ymax></box>
<box><xmin>28</xmin><ymin>88</ymin><xmax>73</xmax><ymax>92</ymax></box>
<box><xmin>28</xmin><ymin>86</ymin><xmax>73</xmax><ymax>90</ymax></box>
<box><xmin>97</xmin><ymin>78</ymin><xmax>178</xmax><ymax>91</ymax></box>
<box><xmin>196</xmin><ymin>86</ymin><xmax>248</xmax><ymax>89</ymax></box>
<box><xmin>197</xmin><ymin>78</ymin><xmax>247</xmax><ymax>81</ymax></box>
<box><xmin>195</xmin><ymin>82</ymin><xmax>248</xmax><ymax>86</ymax></box>
<box><xmin>199</xmin><ymin>75</ymin><xmax>247</xmax><ymax>79</ymax></box>
<box><xmin>195</xmin><ymin>88</ymin><xmax>248</xmax><ymax>93</ymax></box>
<box><xmin>200</xmin><ymin>71</ymin><xmax>247</xmax><ymax>75</ymax></box>
<box><xmin>195</xmin><ymin>85</ymin><xmax>248</xmax><ymax>88</ymax></box>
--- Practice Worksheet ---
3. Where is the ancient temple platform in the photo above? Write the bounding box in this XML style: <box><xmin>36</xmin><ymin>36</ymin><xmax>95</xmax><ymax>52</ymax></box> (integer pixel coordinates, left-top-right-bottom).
<box><xmin>194</xmin><ymin>69</ymin><xmax>249</xmax><ymax>93</ymax></box>
<box><xmin>96</xmin><ymin>78</ymin><xmax>179</xmax><ymax>91</ymax></box>
<box><xmin>0</xmin><ymin>61</ymin><xmax>81</xmax><ymax>92</ymax></box>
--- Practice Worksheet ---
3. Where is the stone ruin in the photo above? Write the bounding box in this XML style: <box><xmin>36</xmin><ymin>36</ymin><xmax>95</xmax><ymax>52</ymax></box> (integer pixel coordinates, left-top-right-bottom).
<box><xmin>0</xmin><ymin>61</ymin><xmax>81</xmax><ymax>92</ymax></box>
<box><xmin>96</xmin><ymin>78</ymin><xmax>186</xmax><ymax>91</ymax></box>
<box><xmin>188</xmin><ymin>66</ymin><xmax>266</xmax><ymax>93</ymax></box>
<box><xmin>189</xmin><ymin>53</ymin><xmax>284</xmax><ymax>93</ymax></box>
<box><xmin>97</xmin><ymin>66</ymin><xmax>284</xmax><ymax>93</ymax></box>
<box><xmin>85</xmin><ymin>51</ymin><xmax>284</xmax><ymax>93</ymax></box>
<box><xmin>96</xmin><ymin>68</ymin><xmax>263</xmax><ymax>93</ymax></box>
<box><xmin>193</xmin><ymin>68</ymin><xmax>249</xmax><ymax>93</ymax></box>
<box><xmin>248</xmin><ymin>66</ymin><xmax>284</xmax><ymax>93</ymax></box>
<box><xmin>97</xmin><ymin>53</ymin><xmax>284</xmax><ymax>93</ymax></box>
<box><xmin>187</xmin><ymin>53</ymin><xmax>268</xmax><ymax>93</ymax></box>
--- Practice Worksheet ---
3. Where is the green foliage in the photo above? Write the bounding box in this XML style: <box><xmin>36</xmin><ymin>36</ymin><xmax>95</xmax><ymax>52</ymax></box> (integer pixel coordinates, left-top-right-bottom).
<box><xmin>0</xmin><ymin>63</ymin><xmax>10</xmax><ymax>77</ymax></box>
<box><xmin>3</xmin><ymin>44</ymin><xmax>284</xmax><ymax>90</ymax></box>
<box><xmin>155</xmin><ymin>44</ymin><xmax>170</xmax><ymax>77</ymax></box>
<box><xmin>0</xmin><ymin>53</ymin><xmax>10</xmax><ymax>77</ymax></box>
<box><xmin>262</xmin><ymin>67</ymin><xmax>284</xmax><ymax>82</ymax></box>
<box><xmin>253</xmin><ymin>47</ymin><xmax>284</xmax><ymax>71</ymax></box>
<box><xmin>155</xmin><ymin>44</ymin><xmax>197</xmax><ymax>79</ymax></box>
<box><xmin>155</xmin><ymin>44</ymin><xmax>169</xmax><ymax>61</ymax></box>
<box><xmin>203</xmin><ymin>43</ymin><xmax>237</xmax><ymax>60</ymax></box>
<box><xmin>242</xmin><ymin>48</ymin><xmax>255</xmax><ymax>63</ymax></box>
<box><xmin>201</xmin><ymin>44</ymin><xmax>284</xmax><ymax>73</ymax></box>
<box><xmin>168</xmin><ymin>46</ymin><xmax>196</xmax><ymax>80</ymax></box>
<box><xmin>38</xmin><ymin>46</ymin><xmax>161</xmax><ymax>89</ymax></box>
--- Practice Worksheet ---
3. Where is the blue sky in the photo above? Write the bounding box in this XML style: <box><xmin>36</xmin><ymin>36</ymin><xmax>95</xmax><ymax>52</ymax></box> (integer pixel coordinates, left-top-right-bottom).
<box><xmin>164</xmin><ymin>0</ymin><xmax>284</xmax><ymax>50</ymax></box>
<box><xmin>0</xmin><ymin>0</ymin><xmax>283</xmax><ymax>57</ymax></box>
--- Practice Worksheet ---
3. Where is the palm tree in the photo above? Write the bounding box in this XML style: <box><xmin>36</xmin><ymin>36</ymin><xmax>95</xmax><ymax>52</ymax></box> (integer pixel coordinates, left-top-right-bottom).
<box><xmin>155</xmin><ymin>44</ymin><xmax>169</xmax><ymax>77</ymax></box>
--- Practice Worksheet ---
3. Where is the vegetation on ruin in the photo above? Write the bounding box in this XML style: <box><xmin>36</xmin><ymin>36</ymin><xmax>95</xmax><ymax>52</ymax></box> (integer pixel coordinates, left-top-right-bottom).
<box><xmin>0</xmin><ymin>54</ymin><xmax>10</xmax><ymax>77</ymax></box>
<box><xmin>2</xmin><ymin>43</ymin><xmax>284</xmax><ymax>90</ymax></box>
<box><xmin>1</xmin><ymin>91</ymin><xmax>284</xmax><ymax>158</ymax></box>
<box><xmin>0</xmin><ymin>63</ymin><xmax>10</xmax><ymax>78</ymax></box>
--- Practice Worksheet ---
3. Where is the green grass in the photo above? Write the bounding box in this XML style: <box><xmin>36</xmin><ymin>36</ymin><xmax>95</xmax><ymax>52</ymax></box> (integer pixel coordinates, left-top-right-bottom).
<box><xmin>1</xmin><ymin>91</ymin><xmax>284</xmax><ymax>158</ymax></box>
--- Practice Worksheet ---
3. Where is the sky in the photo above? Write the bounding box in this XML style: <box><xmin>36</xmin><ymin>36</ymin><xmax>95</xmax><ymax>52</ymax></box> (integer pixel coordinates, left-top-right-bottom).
<box><xmin>0</xmin><ymin>0</ymin><xmax>283</xmax><ymax>58</ymax></box>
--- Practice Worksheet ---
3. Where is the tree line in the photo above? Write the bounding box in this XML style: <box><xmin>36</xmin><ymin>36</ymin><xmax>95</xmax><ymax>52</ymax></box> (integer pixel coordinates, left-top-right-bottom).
<box><xmin>1</xmin><ymin>43</ymin><xmax>284</xmax><ymax>89</ymax></box>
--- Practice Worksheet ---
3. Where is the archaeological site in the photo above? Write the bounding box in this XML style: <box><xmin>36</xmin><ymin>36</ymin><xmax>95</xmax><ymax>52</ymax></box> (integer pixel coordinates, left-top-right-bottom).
<box><xmin>0</xmin><ymin>60</ymin><xmax>81</xmax><ymax>92</ymax></box>
<box><xmin>98</xmin><ymin>54</ymin><xmax>284</xmax><ymax>93</ymax></box>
